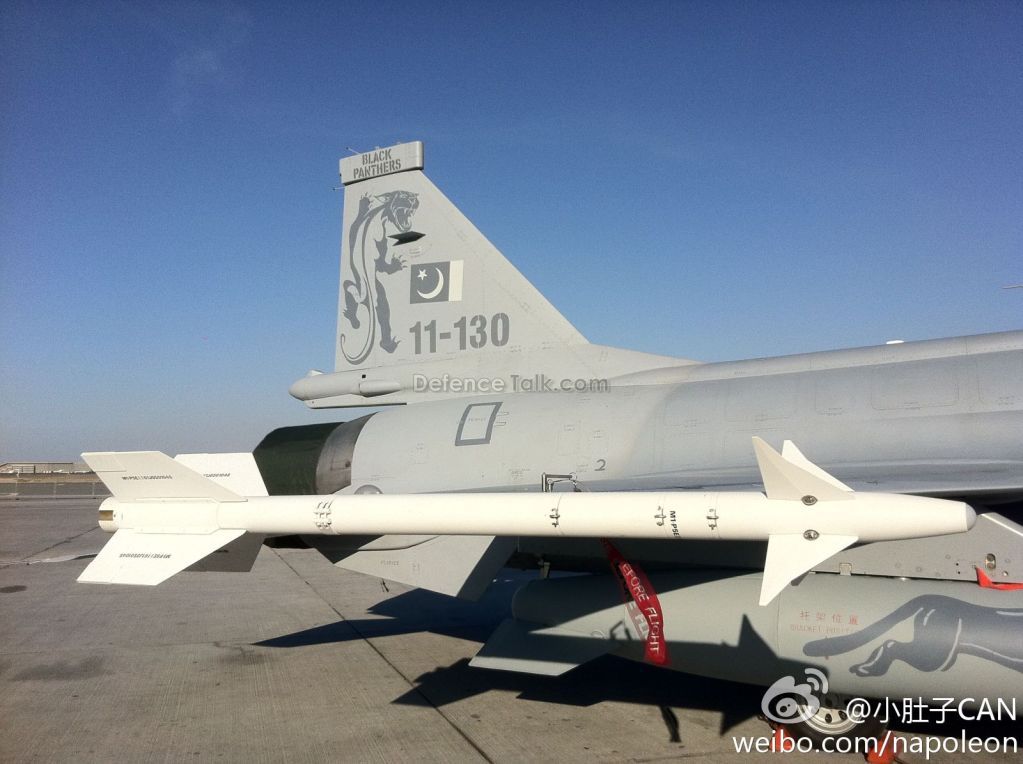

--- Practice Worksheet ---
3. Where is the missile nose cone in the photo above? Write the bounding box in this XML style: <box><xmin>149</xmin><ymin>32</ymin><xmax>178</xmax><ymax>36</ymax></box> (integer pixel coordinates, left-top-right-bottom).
<box><xmin>288</xmin><ymin>377</ymin><xmax>312</xmax><ymax>400</ymax></box>
<box><xmin>963</xmin><ymin>503</ymin><xmax>977</xmax><ymax>531</ymax></box>
<box><xmin>289</xmin><ymin>370</ymin><xmax>329</xmax><ymax>401</ymax></box>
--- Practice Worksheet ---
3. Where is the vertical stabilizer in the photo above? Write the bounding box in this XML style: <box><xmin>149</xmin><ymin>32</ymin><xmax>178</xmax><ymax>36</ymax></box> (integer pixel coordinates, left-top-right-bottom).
<box><xmin>335</xmin><ymin>141</ymin><xmax>585</xmax><ymax>371</ymax></box>
<box><xmin>289</xmin><ymin>141</ymin><xmax>692</xmax><ymax>407</ymax></box>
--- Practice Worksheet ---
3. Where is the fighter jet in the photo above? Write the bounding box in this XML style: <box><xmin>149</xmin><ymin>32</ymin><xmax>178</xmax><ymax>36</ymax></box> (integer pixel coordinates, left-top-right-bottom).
<box><xmin>80</xmin><ymin>142</ymin><xmax>1023</xmax><ymax>744</ymax></box>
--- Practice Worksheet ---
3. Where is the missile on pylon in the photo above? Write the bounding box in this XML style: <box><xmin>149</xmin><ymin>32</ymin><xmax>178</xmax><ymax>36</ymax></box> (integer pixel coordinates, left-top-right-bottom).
<box><xmin>79</xmin><ymin>438</ymin><xmax>975</xmax><ymax>605</ymax></box>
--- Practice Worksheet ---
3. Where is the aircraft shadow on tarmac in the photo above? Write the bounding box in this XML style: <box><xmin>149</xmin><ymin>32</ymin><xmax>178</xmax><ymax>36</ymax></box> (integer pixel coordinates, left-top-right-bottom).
<box><xmin>256</xmin><ymin>578</ymin><xmax>1023</xmax><ymax>744</ymax></box>
<box><xmin>256</xmin><ymin>574</ymin><xmax>522</xmax><ymax>646</ymax></box>
<box><xmin>256</xmin><ymin>578</ymin><xmax>798</xmax><ymax>735</ymax></box>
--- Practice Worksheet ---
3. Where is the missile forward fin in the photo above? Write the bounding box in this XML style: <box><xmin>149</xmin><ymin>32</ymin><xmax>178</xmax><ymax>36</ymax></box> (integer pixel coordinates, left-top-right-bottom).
<box><xmin>752</xmin><ymin>437</ymin><xmax>852</xmax><ymax>502</ymax></box>
<box><xmin>759</xmin><ymin>533</ymin><xmax>858</xmax><ymax>605</ymax></box>
<box><xmin>77</xmin><ymin>528</ymin><xmax>246</xmax><ymax>585</ymax></box>
<box><xmin>780</xmin><ymin>441</ymin><xmax>852</xmax><ymax>492</ymax></box>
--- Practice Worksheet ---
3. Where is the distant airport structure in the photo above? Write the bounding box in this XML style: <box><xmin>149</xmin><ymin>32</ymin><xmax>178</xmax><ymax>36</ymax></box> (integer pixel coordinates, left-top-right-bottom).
<box><xmin>0</xmin><ymin>461</ymin><xmax>87</xmax><ymax>474</ymax></box>
<box><xmin>0</xmin><ymin>462</ymin><xmax>107</xmax><ymax>498</ymax></box>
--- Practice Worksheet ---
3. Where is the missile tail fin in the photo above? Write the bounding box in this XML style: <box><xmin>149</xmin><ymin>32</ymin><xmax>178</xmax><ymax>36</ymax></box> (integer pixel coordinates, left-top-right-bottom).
<box><xmin>82</xmin><ymin>451</ymin><xmax>245</xmax><ymax>502</ymax></box>
<box><xmin>77</xmin><ymin>528</ymin><xmax>246</xmax><ymax>585</ymax></box>
<box><xmin>174</xmin><ymin>452</ymin><xmax>269</xmax><ymax>496</ymax></box>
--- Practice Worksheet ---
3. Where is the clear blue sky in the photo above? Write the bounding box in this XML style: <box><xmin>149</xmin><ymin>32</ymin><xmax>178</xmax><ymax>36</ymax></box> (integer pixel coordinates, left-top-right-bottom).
<box><xmin>2</xmin><ymin>1</ymin><xmax>1020</xmax><ymax>460</ymax></box>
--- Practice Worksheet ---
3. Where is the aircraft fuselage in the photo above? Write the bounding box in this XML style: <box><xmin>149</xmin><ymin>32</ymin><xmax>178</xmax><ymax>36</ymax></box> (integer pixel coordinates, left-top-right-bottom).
<box><xmin>347</xmin><ymin>330</ymin><xmax>1023</xmax><ymax>500</ymax></box>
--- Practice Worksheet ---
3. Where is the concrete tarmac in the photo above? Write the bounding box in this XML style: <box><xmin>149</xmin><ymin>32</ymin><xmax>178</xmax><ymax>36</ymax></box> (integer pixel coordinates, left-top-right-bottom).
<box><xmin>1</xmin><ymin>499</ymin><xmax>1017</xmax><ymax>763</ymax></box>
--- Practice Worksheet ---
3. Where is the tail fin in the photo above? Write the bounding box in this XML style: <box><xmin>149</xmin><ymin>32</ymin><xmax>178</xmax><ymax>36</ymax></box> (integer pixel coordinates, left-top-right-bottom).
<box><xmin>335</xmin><ymin>141</ymin><xmax>584</xmax><ymax>371</ymax></box>
<box><xmin>77</xmin><ymin>527</ymin><xmax>247</xmax><ymax>585</ymax></box>
<box><xmin>83</xmin><ymin>451</ymin><xmax>244</xmax><ymax>502</ymax></box>
<box><xmin>290</xmin><ymin>141</ymin><xmax>688</xmax><ymax>407</ymax></box>
<box><xmin>173</xmin><ymin>452</ymin><xmax>269</xmax><ymax>496</ymax></box>
<box><xmin>79</xmin><ymin>451</ymin><xmax>255</xmax><ymax>585</ymax></box>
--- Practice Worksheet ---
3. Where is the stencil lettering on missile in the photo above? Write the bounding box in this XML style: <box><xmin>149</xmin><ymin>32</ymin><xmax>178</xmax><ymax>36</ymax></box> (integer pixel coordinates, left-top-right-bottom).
<box><xmin>456</xmin><ymin>402</ymin><xmax>502</xmax><ymax>446</ymax></box>
<box><xmin>340</xmin><ymin>190</ymin><xmax>419</xmax><ymax>365</ymax></box>
<box><xmin>802</xmin><ymin>596</ymin><xmax>1023</xmax><ymax>675</ymax></box>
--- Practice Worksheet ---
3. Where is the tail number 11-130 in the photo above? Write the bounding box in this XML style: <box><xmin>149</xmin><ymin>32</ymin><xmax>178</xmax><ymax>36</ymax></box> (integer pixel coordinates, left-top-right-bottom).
<box><xmin>410</xmin><ymin>313</ymin><xmax>511</xmax><ymax>354</ymax></box>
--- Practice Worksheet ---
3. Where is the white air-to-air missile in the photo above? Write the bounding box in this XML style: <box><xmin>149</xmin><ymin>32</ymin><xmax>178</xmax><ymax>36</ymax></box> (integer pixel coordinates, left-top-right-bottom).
<box><xmin>80</xmin><ymin>437</ymin><xmax>974</xmax><ymax>606</ymax></box>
